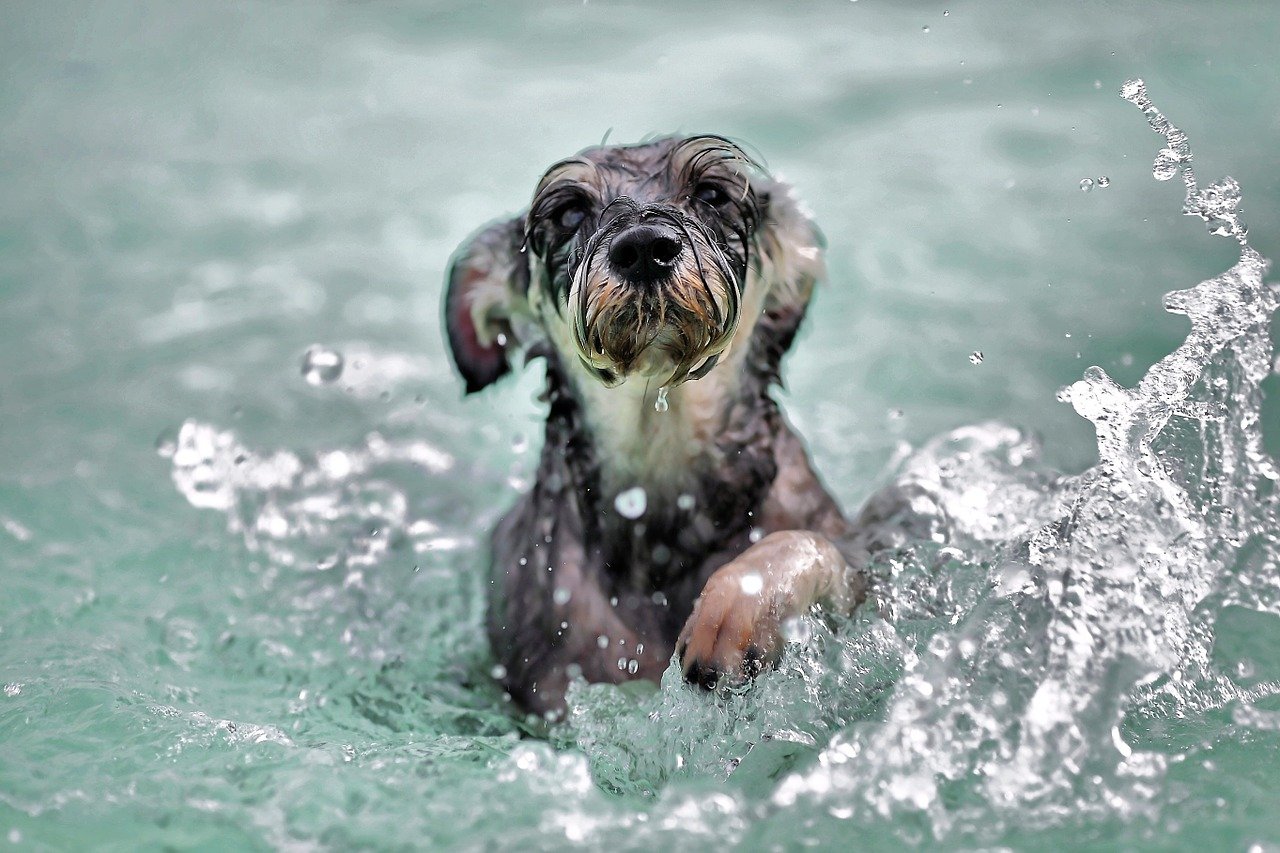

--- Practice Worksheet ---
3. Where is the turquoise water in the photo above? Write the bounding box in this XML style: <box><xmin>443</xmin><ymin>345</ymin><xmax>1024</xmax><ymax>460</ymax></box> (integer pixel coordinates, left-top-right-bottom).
<box><xmin>3</xmin><ymin>1</ymin><xmax>1280</xmax><ymax>849</ymax></box>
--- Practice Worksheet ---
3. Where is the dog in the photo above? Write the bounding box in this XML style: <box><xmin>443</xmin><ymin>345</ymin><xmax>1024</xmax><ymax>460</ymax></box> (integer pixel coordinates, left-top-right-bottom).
<box><xmin>444</xmin><ymin>136</ymin><xmax>876</xmax><ymax>718</ymax></box>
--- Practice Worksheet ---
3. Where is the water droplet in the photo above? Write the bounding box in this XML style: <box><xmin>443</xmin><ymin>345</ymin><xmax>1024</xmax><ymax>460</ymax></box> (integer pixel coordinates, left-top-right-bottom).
<box><xmin>921</xmin><ymin>25</ymin><xmax>930</xmax><ymax>33</ymax></box>
<box><xmin>748</xmin><ymin>527</ymin><xmax>765</xmax><ymax>543</ymax></box>
<box><xmin>614</xmin><ymin>486</ymin><xmax>647</xmax><ymax>519</ymax></box>
<box><xmin>552</xmin><ymin>587</ymin><xmax>572</xmax><ymax>605</ymax></box>
<box><xmin>969</xmin><ymin>351</ymin><xmax>985</xmax><ymax>365</ymax></box>
<box><xmin>654</xmin><ymin>386</ymin><xmax>669</xmax><ymax>413</ymax></box>
<box><xmin>302</xmin><ymin>346</ymin><xmax>344</xmax><ymax>386</ymax></box>
<box><xmin>1096</xmin><ymin>176</ymin><xmax>1111</xmax><ymax>188</ymax></box>
<box><xmin>635</xmin><ymin>643</ymin><xmax>644</xmax><ymax>655</ymax></box>
<box><xmin>1080</xmin><ymin>178</ymin><xmax>1095</xmax><ymax>193</ymax></box>
<box><xmin>616</xmin><ymin>657</ymin><xmax>628</xmax><ymax>671</ymax></box>
<box><xmin>781</xmin><ymin>617</ymin><xmax>811</xmax><ymax>644</ymax></box>
<box><xmin>739</xmin><ymin>573</ymin><xmax>764</xmax><ymax>595</ymax></box>
<box><xmin>627</xmin><ymin>659</ymin><xmax>639</xmax><ymax>674</ymax></box>
<box><xmin>511</xmin><ymin>434</ymin><xmax>528</xmax><ymax>453</ymax></box>
<box><xmin>676</xmin><ymin>493</ymin><xmax>696</xmax><ymax>511</ymax></box>
<box><xmin>597</xmin><ymin>634</ymin><xmax>610</xmax><ymax>649</ymax></box>
<box><xmin>1093</xmin><ymin>79</ymin><xmax>1102</xmax><ymax>90</ymax></box>
<box><xmin>490</xmin><ymin>664</ymin><xmax>507</xmax><ymax>680</ymax></box>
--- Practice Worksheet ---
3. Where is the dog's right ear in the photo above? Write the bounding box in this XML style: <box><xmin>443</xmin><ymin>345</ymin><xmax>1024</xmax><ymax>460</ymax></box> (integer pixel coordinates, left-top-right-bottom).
<box><xmin>443</xmin><ymin>216</ymin><xmax>530</xmax><ymax>394</ymax></box>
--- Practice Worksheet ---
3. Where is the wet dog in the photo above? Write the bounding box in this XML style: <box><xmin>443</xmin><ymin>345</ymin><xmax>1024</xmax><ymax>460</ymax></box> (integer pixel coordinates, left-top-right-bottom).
<box><xmin>445</xmin><ymin>136</ymin><xmax>872</xmax><ymax>717</ymax></box>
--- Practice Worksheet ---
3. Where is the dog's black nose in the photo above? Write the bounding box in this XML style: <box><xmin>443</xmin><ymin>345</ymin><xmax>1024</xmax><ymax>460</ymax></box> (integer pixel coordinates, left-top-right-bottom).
<box><xmin>608</xmin><ymin>225</ymin><xmax>683</xmax><ymax>284</ymax></box>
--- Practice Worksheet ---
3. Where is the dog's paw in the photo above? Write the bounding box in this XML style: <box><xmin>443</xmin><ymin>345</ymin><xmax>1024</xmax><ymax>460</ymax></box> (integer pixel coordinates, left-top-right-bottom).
<box><xmin>676</xmin><ymin>561</ymin><xmax>784</xmax><ymax>690</ymax></box>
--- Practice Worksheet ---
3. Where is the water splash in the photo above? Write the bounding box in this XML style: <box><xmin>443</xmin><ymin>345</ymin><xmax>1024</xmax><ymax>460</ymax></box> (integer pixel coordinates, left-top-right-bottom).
<box><xmin>1121</xmin><ymin>78</ymin><xmax>1253</xmax><ymax>246</ymax></box>
<box><xmin>167</xmin><ymin>420</ymin><xmax>460</xmax><ymax>569</ymax></box>
<box><xmin>560</xmin><ymin>82</ymin><xmax>1279</xmax><ymax>844</ymax></box>
<box><xmin>772</xmin><ymin>80</ymin><xmax>1275</xmax><ymax>838</ymax></box>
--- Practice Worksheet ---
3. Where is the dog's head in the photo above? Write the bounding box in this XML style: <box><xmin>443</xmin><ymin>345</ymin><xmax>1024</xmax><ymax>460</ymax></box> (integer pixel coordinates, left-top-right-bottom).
<box><xmin>444</xmin><ymin>135</ymin><xmax>824</xmax><ymax>394</ymax></box>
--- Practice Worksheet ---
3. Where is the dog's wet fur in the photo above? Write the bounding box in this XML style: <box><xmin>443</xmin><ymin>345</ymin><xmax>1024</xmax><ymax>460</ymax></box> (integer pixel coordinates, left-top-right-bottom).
<box><xmin>445</xmin><ymin>136</ymin><xmax>907</xmax><ymax>717</ymax></box>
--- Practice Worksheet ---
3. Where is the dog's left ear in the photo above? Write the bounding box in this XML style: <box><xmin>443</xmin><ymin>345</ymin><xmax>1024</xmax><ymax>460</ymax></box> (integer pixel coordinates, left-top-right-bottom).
<box><xmin>753</xmin><ymin>177</ymin><xmax>827</xmax><ymax>322</ymax></box>
<box><xmin>443</xmin><ymin>216</ymin><xmax>530</xmax><ymax>394</ymax></box>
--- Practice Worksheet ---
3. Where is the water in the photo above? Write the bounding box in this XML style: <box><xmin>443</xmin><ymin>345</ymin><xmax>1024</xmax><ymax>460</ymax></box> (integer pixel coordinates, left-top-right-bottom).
<box><xmin>3</xmin><ymin>2</ymin><xmax>1280</xmax><ymax>849</ymax></box>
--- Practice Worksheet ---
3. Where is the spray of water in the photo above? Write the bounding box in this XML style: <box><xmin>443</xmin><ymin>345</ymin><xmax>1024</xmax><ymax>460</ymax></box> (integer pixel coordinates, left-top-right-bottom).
<box><xmin>165</xmin><ymin>82</ymin><xmax>1279</xmax><ymax>846</ymax></box>
<box><xmin>561</xmin><ymin>81</ymin><xmax>1279</xmax><ymax>843</ymax></box>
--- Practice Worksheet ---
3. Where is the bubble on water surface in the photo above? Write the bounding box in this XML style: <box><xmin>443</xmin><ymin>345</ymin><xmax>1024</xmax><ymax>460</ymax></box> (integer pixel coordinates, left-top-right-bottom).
<box><xmin>614</xmin><ymin>487</ymin><xmax>647</xmax><ymax>519</ymax></box>
<box><xmin>301</xmin><ymin>345</ymin><xmax>344</xmax><ymax>386</ymax></box>
<box><xmin>1097</xmin><ymin>176</ymin><xmax>1111</xmax><ymax>187</ymax></box>
<box><xmin>654</xmin><ymin>386</ymin><xmax>669</xmax><ymax>413</ymax></box>
<box><xmin>969</xmin><ymin>351</ymin><xmax>984</xmax><ymax>365</ymax></box>
<box><xmin>1080</xmin><ymin>178</ymin><xmax>1095</xmax><ymax>192</ymax></box>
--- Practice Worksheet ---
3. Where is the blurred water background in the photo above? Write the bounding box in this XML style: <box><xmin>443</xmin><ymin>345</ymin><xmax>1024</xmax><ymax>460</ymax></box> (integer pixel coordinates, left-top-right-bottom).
<box><xmin>2</xmin><ymin>1</ymin><xmax>1280</xmax><ymax>849</ymax></box>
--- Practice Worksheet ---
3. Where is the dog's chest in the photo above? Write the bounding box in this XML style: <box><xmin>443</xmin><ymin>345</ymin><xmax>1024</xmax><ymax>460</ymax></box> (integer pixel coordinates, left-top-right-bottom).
<box><xmin>580</xmin><ymin>371</ymin><xmax>740</xmax><ymax>500</ymax></box>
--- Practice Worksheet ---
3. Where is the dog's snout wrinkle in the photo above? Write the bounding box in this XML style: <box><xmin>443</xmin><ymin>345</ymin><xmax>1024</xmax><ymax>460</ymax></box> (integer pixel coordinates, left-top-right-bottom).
<box><xmin>608</xmin><ymin>224</ymin><xmax>684</xmax><ymax>285</ymax></box>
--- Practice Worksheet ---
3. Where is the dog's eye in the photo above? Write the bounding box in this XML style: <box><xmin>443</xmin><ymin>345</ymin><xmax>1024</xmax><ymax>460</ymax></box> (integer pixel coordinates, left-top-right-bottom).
<box><xmin>693</xmin><ymin>182</ymin><xmax>730</xmax><ymax>207</ymax></box>
<box><xmin>556</xmin><ymin>205</ymin><xmax>586</xmax><ymax>230</ymax></box>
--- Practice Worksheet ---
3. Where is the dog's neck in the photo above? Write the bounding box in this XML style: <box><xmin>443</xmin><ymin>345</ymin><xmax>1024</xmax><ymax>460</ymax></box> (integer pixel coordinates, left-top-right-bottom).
<box><xmin>532</xmin><ymin>304</ymin><xmax>800</xmax><ymax>590</ymax></box>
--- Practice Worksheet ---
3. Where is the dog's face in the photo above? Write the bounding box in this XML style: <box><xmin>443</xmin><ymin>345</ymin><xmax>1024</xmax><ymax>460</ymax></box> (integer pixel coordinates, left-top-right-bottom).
<box><xmin>445</xmin><ymin>135</ymin><xmax>823</xmax><ymax>396</ymax></box>
<box><xmin>525</xmin><ymin>137</ymin><xmax>757</xmax><ymax>388</ymax></box>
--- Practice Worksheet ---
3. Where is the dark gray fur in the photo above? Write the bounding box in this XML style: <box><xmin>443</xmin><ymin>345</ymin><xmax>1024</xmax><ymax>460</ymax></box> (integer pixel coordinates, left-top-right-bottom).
<box><xmin>445</xmin><ymin>137</ymin><xmax>919</xmax><ymax>717</ymax></box>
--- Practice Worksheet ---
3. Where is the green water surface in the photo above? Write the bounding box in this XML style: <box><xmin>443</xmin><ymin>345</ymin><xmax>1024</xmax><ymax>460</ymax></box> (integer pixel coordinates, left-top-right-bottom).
<box><xmin>2</xmin><ymin>1</ymin><xmax>1279</xmax><ymax>849</ymax></box>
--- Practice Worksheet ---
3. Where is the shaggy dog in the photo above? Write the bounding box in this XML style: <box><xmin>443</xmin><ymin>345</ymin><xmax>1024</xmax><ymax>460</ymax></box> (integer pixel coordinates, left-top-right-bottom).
<box><xmin>445</xmin><ymin>136</ymin><xmax>886</xmax><ymax>717</ymax></box>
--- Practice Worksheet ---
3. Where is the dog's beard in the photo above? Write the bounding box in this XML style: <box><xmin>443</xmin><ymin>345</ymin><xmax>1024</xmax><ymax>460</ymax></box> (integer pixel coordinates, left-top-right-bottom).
<box><xmin>569</xmin><ymin>250</ymin><xmax>740</xmax><ymax>388</ymax></box>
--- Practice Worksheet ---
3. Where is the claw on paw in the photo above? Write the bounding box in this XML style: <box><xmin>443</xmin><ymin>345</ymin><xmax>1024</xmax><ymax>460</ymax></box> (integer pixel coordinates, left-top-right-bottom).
<box><xmin>677</xmin><ymin>569</ymin><xmax>782</xmax><ymax>689</ymax></box>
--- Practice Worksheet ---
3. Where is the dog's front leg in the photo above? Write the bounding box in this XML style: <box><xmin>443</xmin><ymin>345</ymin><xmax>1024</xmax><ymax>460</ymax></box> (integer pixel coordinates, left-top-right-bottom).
<box><xmin>676</xmin><ymin>531</ymin><xmax>863</xmax><ymax>688</ymax></box>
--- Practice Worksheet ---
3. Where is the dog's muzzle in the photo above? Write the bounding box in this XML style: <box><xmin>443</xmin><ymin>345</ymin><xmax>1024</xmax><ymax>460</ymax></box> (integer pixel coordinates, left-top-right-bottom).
<box><xmin>570</xmin><ymin>205</ymin><xmax>742</xmax><ymax>388</ymax></box>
